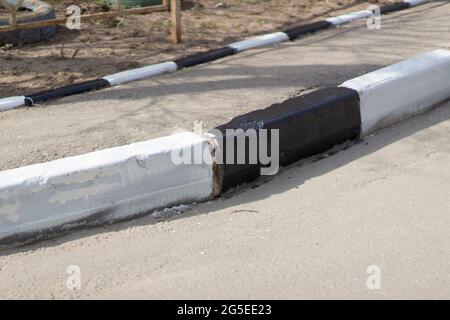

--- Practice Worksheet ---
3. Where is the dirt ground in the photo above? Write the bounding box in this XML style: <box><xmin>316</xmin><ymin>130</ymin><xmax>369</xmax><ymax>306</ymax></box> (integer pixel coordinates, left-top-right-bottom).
<box><xmin>0</xmin><ymin>0</ymin><xmax>394</xmax><ymax>97</ymax></box>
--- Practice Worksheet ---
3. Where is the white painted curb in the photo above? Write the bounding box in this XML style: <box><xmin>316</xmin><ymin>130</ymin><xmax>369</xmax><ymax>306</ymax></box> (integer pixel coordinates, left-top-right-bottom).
<box><xmin>406</xmin><ymin>0</ymin><xmax>430</xmax><ymax>7</ymax></box>
<box><xmin>0</xmin><ymin>96</ymin><xmax>26</xmax><ymax>112</ymax></box>
<box><xmin>326</xmin><ymin>10</ymin><xmax>373</xmax><ymax>26</ymax></box>
<box><xmin>229</xmin><ymin>32</ymin><xmax>289</xmax><ymax>52</ymax></box>
<box><xmin>0</xmin><ymin>131</ymin><xmax>214</xmax><ymax>245</ymax></box>
<box><xmin>103</xmin><ymin>62</ymin><xmax>178</xmax><ymax>86</ymax></box>
<box><xmin>341</xmin><ymin>49</ymin><xmax>450</xmax><ymax>135</ymax></box>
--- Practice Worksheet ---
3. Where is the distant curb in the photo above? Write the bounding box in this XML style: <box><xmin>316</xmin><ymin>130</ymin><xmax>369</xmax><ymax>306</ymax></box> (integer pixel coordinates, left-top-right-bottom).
<box><xmin>0</xmin><ymin>0</ymin><xmax>432</xmax><ymax>112</ymax></box>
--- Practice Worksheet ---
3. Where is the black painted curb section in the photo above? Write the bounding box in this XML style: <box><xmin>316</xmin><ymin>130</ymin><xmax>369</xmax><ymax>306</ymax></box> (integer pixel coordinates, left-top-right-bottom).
<box><xmin>380</xmin><ymin>2</ymin><xmax>411</xmax><ymax>14</ymax></box>
<box><xmin>283</xmin><ymin>21</ymin><xmax>333</xmax><ymax>40</ymax></box>
<box><xmin>174</xmin><ymin>47</ymin><xmax>236</xmax><ymax>69</ymax></box>
<box><xmin>213</xmin><ymin>87</ymin><xmax>361</xmax><ymax>192</ymax></box>
<box><xmin>24</xmin><ymin>78</ymin><xmax>110</xmax><ymax>106</ymax></box>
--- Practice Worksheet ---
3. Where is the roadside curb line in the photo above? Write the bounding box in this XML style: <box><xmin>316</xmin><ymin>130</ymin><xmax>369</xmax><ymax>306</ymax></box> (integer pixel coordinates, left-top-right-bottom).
<box><xmin>0</xmin><ymin>0</ymin><xmax>432</xmax><ymax>111</ymax></box>
<box><xmin>1</xmin><ymin>49</ymin><xmax>449</xmax><ymax>247</ymax></box>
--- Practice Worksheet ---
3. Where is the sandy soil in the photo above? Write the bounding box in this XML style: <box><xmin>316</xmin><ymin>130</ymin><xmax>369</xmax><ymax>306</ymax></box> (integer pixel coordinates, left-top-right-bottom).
<box><xmin>0</xmin><ymin>0</ymin><xmax>394</xmax><ymax>97</ymax></box>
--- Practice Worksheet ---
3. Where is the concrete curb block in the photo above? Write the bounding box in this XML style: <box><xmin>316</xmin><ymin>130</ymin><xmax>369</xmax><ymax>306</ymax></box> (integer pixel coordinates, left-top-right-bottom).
<box><xmin>0</xmin><ymin>0</ymin><xmax>432</xmax><ymax>110</ymax></box>
<box><xmin>325</xmin><ymin>9</ymin><xmax>373</xmax><ymax>26</ymax></box>
<box><xmin>406</xmin><ymin>0</ymin><xmax>430</xmax><ymax>7</ymax></box>
<box><xmin>0</xmin><ymin>96</ymin><xmax>26</xmax><ymax>112</ymax></box>
<box><xmin>0</xmin><ymin>132</ymin><xmax>214</xmax><ymax>246</ymax></box>
<box><xmin>283</xmin><ymin>21</ymin><xmax>333</xmax><ymax>40</ymax></box>
<box><xmin>211</xmin><ymin>87</ymin><xmax>361</xmax><ymax>191</ymax></box>
<box><xmin>380</xmin><ymin>2</ymin><xmax>410</xmax><ymax>14</ymax></box>
<box><xmin>210</xmin><ymin>49</ymin><xmax>450</xmax><ymax>191</ymax></box>
<box><xmin>341</xmin><ymin>49</ymin><xmax>450</xmax><ymax>135</ymax></box>
<box><xmin>228</xmin><ymin>32</ymin><xmax>290</xmax><ymax>52</ymax></box>
<box><xmin>103</xmin><ymin>62</ymin><xmax>178</xmax><ymax>86</ymax></box>
<box><xmin>24</xmin><ymin>79</ymin><xmax>110</xmax><ymax>106</ymax></box>
<box><xmin>174</xmin><ymin>47</ymin><xmax>236</xmax><ymax>69</ymax></box>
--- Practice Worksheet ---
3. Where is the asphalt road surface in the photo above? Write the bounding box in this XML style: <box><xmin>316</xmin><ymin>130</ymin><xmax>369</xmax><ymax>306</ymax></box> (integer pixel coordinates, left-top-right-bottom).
<box><xmin>0</xmin><ymin>1</ymin><xmax>449</xmax><ymax>299</ymax></box>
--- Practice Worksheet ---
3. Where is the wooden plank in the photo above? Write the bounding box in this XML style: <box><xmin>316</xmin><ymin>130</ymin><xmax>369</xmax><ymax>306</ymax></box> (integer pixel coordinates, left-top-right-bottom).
<box><xmin>170</xmin><ymin>0</ymin><xmax>181</xmax><ymax>44</ymax></box>
<box><xmin>0</xmin><ymin>4</ymin><xmax>169</xmax><ymax>32</ymax></box>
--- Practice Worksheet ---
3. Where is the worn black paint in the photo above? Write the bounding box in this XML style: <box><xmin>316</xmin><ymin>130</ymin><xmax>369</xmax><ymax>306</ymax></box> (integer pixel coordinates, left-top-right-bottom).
<box><xmin>213</xmin><ymin>87</ymin><xmax>361</xmax><ymax>192</ymax></box>
<box><xmin>379</xmin><ymin>2</ymin><xmax>410</xmax><ymax>14</ymax></box>
<box><xmin>283</xmin><ymin>21</ymin><xmax>332</xmax><ymax>40</ymax></box>
<box><xmin>24</xmin><ymin>78</ymin><xmax>110</xmax><ymax>106</ymax></box>
<box><xmin>174</xmin><ymin>47</ymin><xmax>236</xmax><ymax>69</ymax></box>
